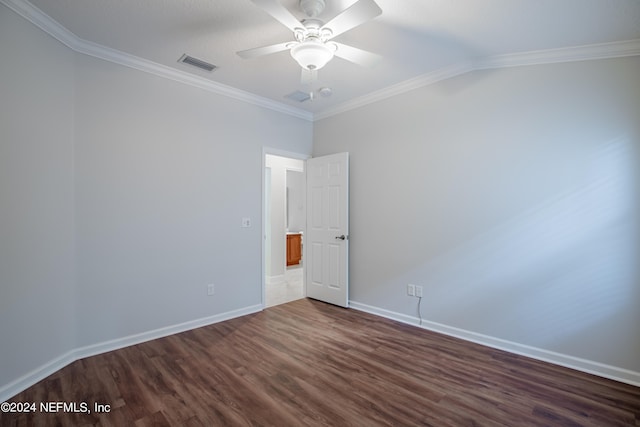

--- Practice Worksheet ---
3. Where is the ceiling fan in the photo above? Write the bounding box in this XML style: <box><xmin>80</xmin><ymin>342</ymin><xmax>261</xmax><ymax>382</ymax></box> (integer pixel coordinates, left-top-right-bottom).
<box><xmin>237</xmin><ymin>0</ymin><xmax>382</xmax><ymax>83</ymax></box>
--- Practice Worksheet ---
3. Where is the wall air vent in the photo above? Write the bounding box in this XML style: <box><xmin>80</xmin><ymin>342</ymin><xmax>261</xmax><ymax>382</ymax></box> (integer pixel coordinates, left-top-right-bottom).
<box><xmin>285</xmin><ymin>90</ymin><xmax>312</xmax><ymax>103</ymax></box>
<box><xmin>178</xmin><ymin>54</ymin><xmax>217</xmax><ymax>72</ymax></box>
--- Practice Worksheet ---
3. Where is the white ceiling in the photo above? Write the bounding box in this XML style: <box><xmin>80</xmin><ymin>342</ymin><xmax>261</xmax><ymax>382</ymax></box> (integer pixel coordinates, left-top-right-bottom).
<box><xmin>14</xmin><ymin>0</ymin><xmax>640</xmax><ymax>117</ymax></box>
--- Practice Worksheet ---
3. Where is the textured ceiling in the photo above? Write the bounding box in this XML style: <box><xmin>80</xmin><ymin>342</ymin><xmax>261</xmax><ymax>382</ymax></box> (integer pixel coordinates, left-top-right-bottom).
<box><xmin>20</xmin><ymin>0</ymin><xmax>640</xmax><ymax>115</ymax></box>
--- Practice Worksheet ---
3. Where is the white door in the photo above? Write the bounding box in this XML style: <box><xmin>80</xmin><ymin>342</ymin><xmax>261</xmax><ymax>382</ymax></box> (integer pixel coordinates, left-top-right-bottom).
<box><xmin>305</xmin><ymin>152</ymin><xmax>349</xmax><ymax>307</ymax></box>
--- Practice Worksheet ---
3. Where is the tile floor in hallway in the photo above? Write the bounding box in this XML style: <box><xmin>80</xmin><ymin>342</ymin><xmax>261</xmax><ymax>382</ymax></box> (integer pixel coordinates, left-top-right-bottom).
<box><xmin>265</xmin><ymin>264</ymin><xmax>304</xmax><ymax>307</ymax></box>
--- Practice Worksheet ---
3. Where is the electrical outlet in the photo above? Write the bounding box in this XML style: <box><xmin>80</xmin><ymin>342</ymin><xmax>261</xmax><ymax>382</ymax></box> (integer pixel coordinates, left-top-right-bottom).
<box><xmin>241</xmin><ymin>217</ymin><xmax>251</xmax><ymax>228</ymax></box>
<box><xmin>207</xmin><ymin>284</ymin><xmax>215</xmax><ymax>296</ymax></box>
<box><xmin>407</xmin><ymin>284</ymin><xmax>415</xmax><ymax>296</ymax></box>
<box><xmin>415</xmin><ymin>285</ymin><xmax>423</xmax><ymax>298</ymax></box>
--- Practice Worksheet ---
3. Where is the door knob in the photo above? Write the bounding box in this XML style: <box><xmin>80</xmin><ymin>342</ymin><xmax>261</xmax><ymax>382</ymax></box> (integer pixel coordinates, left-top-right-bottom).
<box><xmin>335</xmin><ymin>235</ymin><xmax>346</xmax><ymax>240</ymax></box>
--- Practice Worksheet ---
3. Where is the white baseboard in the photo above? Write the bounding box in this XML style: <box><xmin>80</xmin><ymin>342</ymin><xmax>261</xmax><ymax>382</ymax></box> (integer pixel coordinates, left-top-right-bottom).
<box><xmin>0</xmin><ymin>304</ymin><xmax>262</xmax><ymax>402</ymax></box>
<box><xmin>4</xmin><ymin>300</ymin><xmax>638</xmax><ymax>403</ymax></box>
<box><xmin>349</xmin><ymin>300</ymin><xmax>640</xmax><ymax>387</ymax></box>
<box><xmin>0</xmin><ymin>350</ymin><xmax>77</xmax><ymax>405</ymax></box>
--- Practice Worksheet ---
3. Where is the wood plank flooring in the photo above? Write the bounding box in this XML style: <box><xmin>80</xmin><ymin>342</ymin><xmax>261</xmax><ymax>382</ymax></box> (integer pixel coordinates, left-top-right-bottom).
<box><xmin>2</xmin><ymin>298</ymin><xmax>639</xmax><ymax>426</ymax></box>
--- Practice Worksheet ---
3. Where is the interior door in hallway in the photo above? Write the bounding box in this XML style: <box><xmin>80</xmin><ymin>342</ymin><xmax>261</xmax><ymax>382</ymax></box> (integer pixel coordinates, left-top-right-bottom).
<box><xmin>305</xmin><ymin>152</ymin><xmax>349</xmax><ymax>308</ymax></box>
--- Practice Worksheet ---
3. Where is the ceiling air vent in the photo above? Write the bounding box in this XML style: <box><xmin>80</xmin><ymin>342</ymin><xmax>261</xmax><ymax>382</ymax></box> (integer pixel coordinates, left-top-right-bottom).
<box><xmin>178</xmin><ymin>54</ymin><xmax>217</xmax><ymax>72</ymax></box>
<box><xmin>285</xmin><ymin>90</ymin><xmax>312</xmax><ymax>103</ymax></box>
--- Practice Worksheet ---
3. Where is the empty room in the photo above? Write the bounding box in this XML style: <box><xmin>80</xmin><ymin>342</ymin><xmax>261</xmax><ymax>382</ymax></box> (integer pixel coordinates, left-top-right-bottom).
<box><xmin>1</xmin><ymin>0</ymin><xmax>639</xmax><ymax>425</ymax></box>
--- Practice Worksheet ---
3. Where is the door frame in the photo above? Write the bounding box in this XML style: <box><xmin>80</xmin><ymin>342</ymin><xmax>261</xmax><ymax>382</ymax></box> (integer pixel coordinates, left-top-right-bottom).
<box><xmin>262</xmin><ymin>148</ymin><xmax>310</xmax><ymax>309</ymax></box>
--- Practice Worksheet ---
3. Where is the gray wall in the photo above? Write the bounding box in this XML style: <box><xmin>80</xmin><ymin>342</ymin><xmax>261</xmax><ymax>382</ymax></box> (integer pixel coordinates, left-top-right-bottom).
<box><xmin>74</xmin><ymin>55</ymin><xmax>311</xmax><ymax>347</ymax></box>
<box><xmin>0</xmin><ymin>3</ymin><xmax>312</xmax><ymax>397</ymax></box>
<box><xmin>314</xmin><ymin>57</ymin><xmax>640</xmax><ymax>373</ymax></box>
<box><xmin>0</xmin><ymin>3</ymin><xmax>76</xmax><ymax>391</ymax></box>
<box><xmin>287</xmin><ymin>169</ymin><xmax>306</xmax><ymax>233</ymax></box>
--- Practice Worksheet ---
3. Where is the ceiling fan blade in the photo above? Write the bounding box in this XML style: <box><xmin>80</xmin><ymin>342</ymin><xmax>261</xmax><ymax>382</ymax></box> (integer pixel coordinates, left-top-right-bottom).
<box><xmin>301</xmin><ymin>68</ymin><xmax>318</xmax><ymax>85</ymax></box>
<box><xmin>322</xmin><ymin>0</ymin><xmax>382</xmax><ymax>39</ymax></box>
<box><xmin>237</xmin><ymin>42</ymin><xmax>292</xmax><ymax>59</ymax></box>
<box><xmin>332</xmin><ymin>42</ymin><xmax>381</xmax><ymax>67</ymax></box>
<box><xmin>250</xmin><ymin>0</ymin><xmax>304</xmax><ymax>32</ymax></box>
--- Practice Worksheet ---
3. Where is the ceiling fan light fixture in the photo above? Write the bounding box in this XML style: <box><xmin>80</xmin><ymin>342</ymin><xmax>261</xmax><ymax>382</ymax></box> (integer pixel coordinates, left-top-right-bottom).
<box><xmin>290</xmin><ymin>40</ymin><xmax>334</xmax><ymax>70</ymax></box>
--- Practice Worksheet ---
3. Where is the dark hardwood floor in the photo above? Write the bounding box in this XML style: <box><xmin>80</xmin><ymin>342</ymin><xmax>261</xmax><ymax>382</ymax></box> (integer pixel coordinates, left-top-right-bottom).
<box><xmin>2</xmin><ymin>298</ymin><xmax>639</xmax><ymax>426</ymax></box>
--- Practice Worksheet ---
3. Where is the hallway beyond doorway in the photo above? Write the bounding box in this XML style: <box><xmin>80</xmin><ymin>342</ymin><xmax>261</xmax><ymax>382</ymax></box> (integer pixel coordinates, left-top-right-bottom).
<box><xmin>265</xmin><ymin>265</ymin><xmax>304</xmax><ymax>307</ymax></box>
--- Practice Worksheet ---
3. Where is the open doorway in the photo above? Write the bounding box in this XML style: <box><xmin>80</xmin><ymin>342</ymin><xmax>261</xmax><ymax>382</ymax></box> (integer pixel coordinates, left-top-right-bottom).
<box><xmin>263</xmin><ymin>152</ymin><xmax>307</xmax><ymax>307</ymax></box>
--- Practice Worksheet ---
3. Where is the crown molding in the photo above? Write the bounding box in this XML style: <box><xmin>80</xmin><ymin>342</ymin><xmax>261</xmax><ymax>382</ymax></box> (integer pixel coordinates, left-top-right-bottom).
<box><xmin>1</xmin><ymin>0</ymin><xmax>78</xmax><ymax>49</ymax></box>
<box><xmin>3</xmin><ymin>0</ymin><xmax>639</xmax><ymax>123</ymax></box>
<box><xmin>314</xmin><ymin>61</ymin><xmax>474</xmax><ymax>121</ymax></box>
<box><xmin>316</xmin><ymin>38</ymin><xmax>640</xmax><ymax>120</ymax></box>
<box><xmin>1</xmin><ymin>0</ymin><xmax>314</xmax><ymax>121</ymax></box>
<box><xmin>74</xmin><ymin>38</ymin><xmax>314</xmax><ymax>120</ymax></box>
<box><xmin>476</xmin><ymin>39</ymin><xmax>640</xmax><ymax>70</ymax></box>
